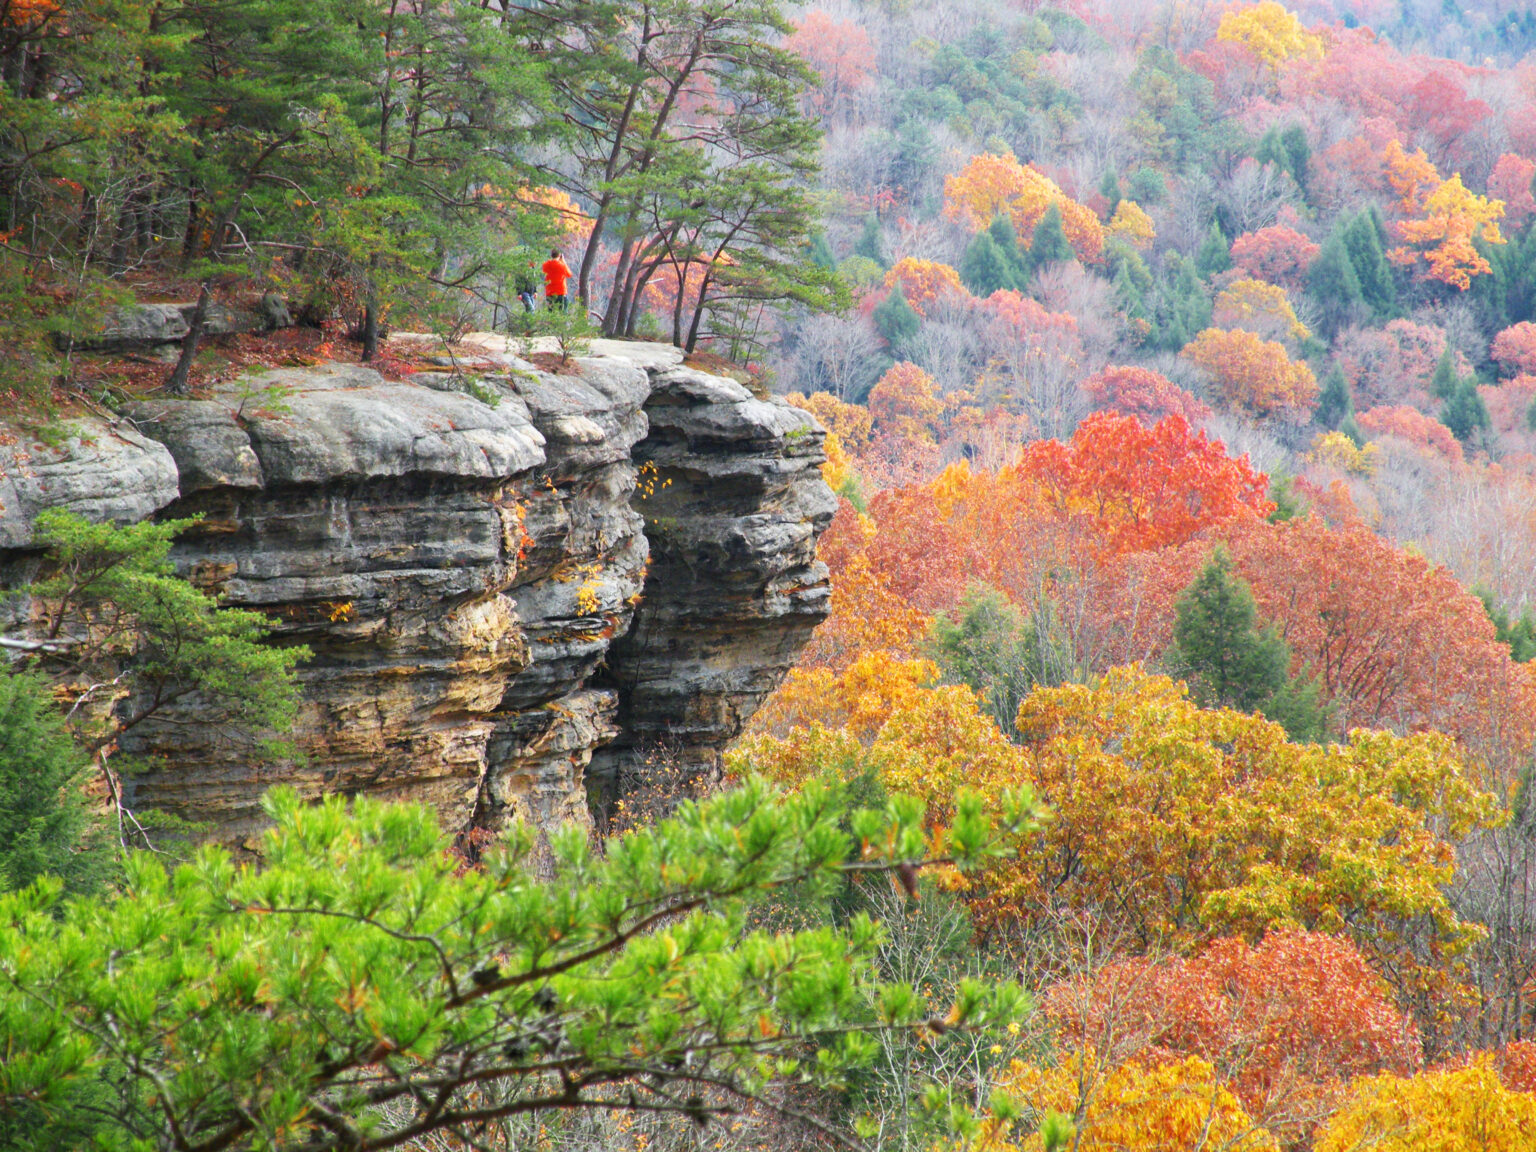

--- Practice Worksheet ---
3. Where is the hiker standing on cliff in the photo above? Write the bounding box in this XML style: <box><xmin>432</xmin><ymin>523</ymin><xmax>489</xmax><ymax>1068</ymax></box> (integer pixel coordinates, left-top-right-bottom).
<box><xmin>514</xmin><ymin>260</ymin><xmax>538</xmax><ymax>313</ymax></box>
<box><xmin>542</xmin><ymin>250</ymin><xmax>572</xmax><ymax>311</ymax></box>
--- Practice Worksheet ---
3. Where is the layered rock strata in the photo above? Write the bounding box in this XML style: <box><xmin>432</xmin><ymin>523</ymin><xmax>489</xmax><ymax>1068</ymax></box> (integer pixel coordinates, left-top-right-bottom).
<box><xmin>0</xmin><ymin>341</ymin><xmax>832</xmax><ymax>845</ymax></box>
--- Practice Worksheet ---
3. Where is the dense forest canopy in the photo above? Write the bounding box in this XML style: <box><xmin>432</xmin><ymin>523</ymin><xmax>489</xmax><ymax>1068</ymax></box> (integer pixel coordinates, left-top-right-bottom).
<box><xmin>11</xmin><ymin>0</ymin><xmax>1536</xmax><ymax>1149</ymax></box>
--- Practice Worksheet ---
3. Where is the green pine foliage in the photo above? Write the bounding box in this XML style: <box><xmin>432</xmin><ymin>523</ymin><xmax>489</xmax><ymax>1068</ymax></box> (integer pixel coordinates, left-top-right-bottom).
<box><xmin>988</xmin><ymin>213</ymin><xmax>1032</xmax><ymax>287</ymax></box>
<box><xmin>873</xmin><ymin>283</ymin><xmax>921</xmax><ymax>357</ymax></box>
<box><xmin>928</xmin><ymin>585</ymin><xmax>1078</xmax><ymax>735</ymax></box>
<box><xmin>1431</xmin><ymin>344</ymin><xmax>1460</xmax><ymax>400</ymax></box>
<box><xmin>1309</xmin><ymin>232</ymin><xmax>1363</xmax><ymax>336</ymax></box>
<box><xmin>1340</xmin><ymin>207</ymin><xmax>1397</xmax><ymax>319</ymax></box>
<box><xmin>20</xmin><ymin>511</ymin><xmax>307</xmax><ymax>761</ymax></box>
<box><xmin>855</xmin><ymin>214</ymin><xmax>890</xmax><ymax>267</ymax></box>
<box><xmin>0</xmin><ymin>780</ymin><xmax>1040</xmax><ymax>1150</ymax></box>
<box><xmin>1317</xmin><ymin>362</ymin><xmax>1354</xmax><ymax>429</ymax></box>
<box><xmin>0</xmin><ymin>670</ymin><xmax>112</xmax><ymax>897</ymax></box>
<box><xmin>960</xmin><ymin>231</ymin><xmax>1014</xmax><ymax>297</ymax></box>
<box><xmin>1476</xmin><ymin>588</ymin><xmax>1536</xmax><ymax>663</ymax></box>
<box><xmin>1442</xmin><ymin>376</ymin><xmax>1491</xmax><ymax>444</ymax></box>
<box><xmin>1195</xmin><ymin>219</ymin><xmax>1232</xmax><ymax>278</ymax></box>
<box><xmin>1168</xmin><ymin>549</ymin><xmax>1330</xmax><ymax>742</ymax></box>
<box><xmin>1028</xmin><ymin>203</ymin><xmax>1074</xmax><ymax>270</ymax></box>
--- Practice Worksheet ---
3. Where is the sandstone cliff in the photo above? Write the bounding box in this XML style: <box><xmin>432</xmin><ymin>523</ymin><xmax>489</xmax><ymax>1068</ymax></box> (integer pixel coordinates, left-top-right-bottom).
<box><xmin>0</xmin><ymin>340</ymin><xmax>834</xmax><ymax>845</ymax></box>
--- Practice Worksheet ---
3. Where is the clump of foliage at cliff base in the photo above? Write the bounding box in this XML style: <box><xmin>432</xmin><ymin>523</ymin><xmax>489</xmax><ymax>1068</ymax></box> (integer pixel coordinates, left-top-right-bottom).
<box><xmin>0</xmin><ymin>511</ymin><xmax>306</xmax><ymax>874</ymax></box>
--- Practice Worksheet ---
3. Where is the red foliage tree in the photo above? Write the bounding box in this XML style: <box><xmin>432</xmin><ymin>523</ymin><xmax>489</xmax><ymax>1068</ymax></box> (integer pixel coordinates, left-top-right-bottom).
<box><xmin>1083</xmin><ymin>365</ymin><xmax>1213</xmax><ymax>426</ymax></box>
<box><xmin>783</xmin><ymin>11</ymin><xmax>875</xmax><ymax>118</ymax></box>
<box><xmin>1230</xmin><ymin>225</ymin><xmax>1321</xmax><ymax>290</ymax></box>
<box><xmin>1489</xmin><ymin>153</ymin><xmax>1536</xmax><ymax>230</ymax></box>
<box><xmin>1357</xmin><ymin>405</ymin><xmax>1464</xmax><ymax>462</ymax></box>
<box><xmin>1492</xmin><ymin>322</ymin><xmax>1536</xmax><ymax>378</ymax></box>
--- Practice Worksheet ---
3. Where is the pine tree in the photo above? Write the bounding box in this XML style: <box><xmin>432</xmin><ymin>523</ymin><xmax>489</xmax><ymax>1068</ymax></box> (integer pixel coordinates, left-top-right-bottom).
<box><xmin>1280</xmin><ymin>124</ymin><xmax>1311</xmax><ymax>198</ymax></box>
<box><xmin>1308</xmin><ymin>232</ymin><xmax>1363</xmax><ymax>336</ymax></box>
<box><xmin>872</xmin><ymin>283</ymin><xmax>921</xmax><ymax>358</ymax></box>
<box><xmin>1317</xmin><ymin>362</ymin><xmax>1354</xmax><ymax>429</ymax></box>
<box><xmin>809</xmin><ymin>232</ymin><xmax>836</xmax><ymax>270</ymax></box>
<box><xmin>1028</xmin><ymin>203</ymin><xmax>1074</xmax><ymax>270</ymax></box>
<box><xmin>1442</xmin><ymin>377</ymin><xmax>1491</xmax><ymax>444</ymax></box>
<box><xmin>1430</xmin><ymin>344</ymin><xmax>1459</xmax><ymax>400</ymax></box>
<box><xmin>1168</xmin><ymin>549</ymin><xmax>1329</xmax><ymax>742</ymax></box>
<box><xmin>960</xmin><ymin>231</ymin><xmax>1015</xmax><ymax>296</ymax></box>
<box><xmin>1099</xmin><ymin>169</ymin><xmax>1122</xmax><ymax>218</ymax></box>
<box><xmin>1195</xmin><ymin>219</ymin><xmax>1232</xmax><ymax>278</ymax></box>
<box><xmin>988</xmin><ymin>213</ymin><xmax>1031</xmax><ymax>287</ymax></box>
<box><xmin>0</xmin><ymin>670</ymin><xmax>112</xmax><ymax>896</ymax></box>
<box><xmin>855</xmin><ymin>213</ymin><xmax>889</xmax><ymax>267</ymax></box>
<box><xmin>1156</xmin><ymin>255</ymin><xmax>1211</xmax><ymax>350</ymax></box>
<box><xmin>1339</xmin><ymin>412</ymin><xmax>1365</xmax><ymax>447</ymax></box>
<box><xmin>1341</xmin><ymin>208</ymin><xmax>1397</xmax><ymax>319</ymax></box>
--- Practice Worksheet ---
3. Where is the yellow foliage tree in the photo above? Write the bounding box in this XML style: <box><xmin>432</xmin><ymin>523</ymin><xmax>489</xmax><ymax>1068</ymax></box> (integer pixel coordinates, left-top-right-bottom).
<box><xmin>989</xmin><ymin>668</ymin><xmax>1502</xmax><ymax>947</ymax></box>
<box><xmin>1106</xmin><ymin>200</ymin><xmax>1156</xmax><ymax>250</ymax></box>
<box><xmin>1383</xmin><ymin>141</ymin><xmax>1507</xmax><ymax>290</ymax></box>
<box><xmin>1213</xmin><ymin>278</ymin><xmax>1311</xmax><ymax>344</ymax></box>
<box><xmin>1000</xmin><ymin>1054</ymin><xmax>1278</xmax><ymax>1152</ymax></box>
<box><xmin>943</xmin><ymin>152</ymin><xmax>1104</xmax><ymax>263</ymax></box>
<box><xmin>784</xmin><ymin>391</ymin><xmax>873</xmax><ymax>453</ymax></box>
<box><xmin>1316</xmin><ymin>1059</ymin><xmax>1536</xmax><ymax>1152</ymax></box>
<box><xmin>1307</xmin><ymin>430</ymin><xmax>1379</xmax><ymax>477</ymax></box>
<box><xmin>868</xmin><ymin>361</ymin><xmax>944</xmax><ymax>443</ymax></box>
<box><xmin>1216</xmin><ymin>1</ymin><xmax>1324</xmax><ymax>72</ymax></box>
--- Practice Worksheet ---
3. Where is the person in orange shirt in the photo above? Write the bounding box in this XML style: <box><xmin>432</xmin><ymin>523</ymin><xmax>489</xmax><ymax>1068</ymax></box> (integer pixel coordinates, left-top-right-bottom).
<box><xmin>541</xmin><ymin>250</ymin><xmax>572</xmax><ymax>310</ymax></box>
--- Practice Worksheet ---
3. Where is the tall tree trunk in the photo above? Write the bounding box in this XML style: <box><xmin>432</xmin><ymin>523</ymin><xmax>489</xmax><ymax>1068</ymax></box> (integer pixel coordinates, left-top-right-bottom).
<box><xmin>166</xmin><ymin>279</ymin><xmax>211</xmax><ymax>397</ymax></box>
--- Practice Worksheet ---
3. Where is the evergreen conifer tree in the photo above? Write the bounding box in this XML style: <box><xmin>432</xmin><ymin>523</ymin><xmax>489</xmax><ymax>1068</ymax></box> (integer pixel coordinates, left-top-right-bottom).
<box><xmin>1430</xmin><ymin>344</ymin><xmax>1459</xmax><ymax>400</ymax></box>
<box><xmin>1341</xmin><ymin>208</ymin><xmax>1397</xmax><ymax>319</ymax></box>
<box><xmin>1317</xmin><ymin>362</ymin><xmax>1354</xmax><ymax>429</ymax></box>
<box><xmin>1339</xmin><ymin>413</ymin><xmax>1365</xmax><ymax>447</ymax></box>
<box><xmin>1168</xmin><ymin>549</ymin><xmax>1329</xmax><ymax>742</ymax></box>
<box><xmin>0</xmin><ymin>670</ymin><xmax>112</xmax><ymax>896</ymax></box>
<box><xmin>1156</xmin><ymin>255</ymin><xmax>1211</xmax><ymax>350</ymax></box>
<box><xmin>809</xmin><ymin>233</ymin><xmax>836</xmax><ymax>270</ymax></box>
<box><xmin>960</xmin><ymin>231</ymin><xmax>1013</xmax><ymax>297</ymax></box>
<box><xmin>1028</xmin><ymin>203</ymin><xmax>1074</xmax><ymax>271</ymax></box>
<box><xmin>1308</xmin><ymin>232</ymin><xmax>1363</xmax><ymax>336</ymax></box>
<box><xmin>1442</xmin><ymin>377</ymin><xmax>1491</xmax><ymax>444</ymax></box>
<box><xmin>1099</xmin><ymin>169</ymin><xmax>1122</xmax><ymax>218</ymax></box>
<box><xmin>872</xmin><ymin>283</ymin><xmax>921</xmax><ymax>358</ymax></box>
<box><xmin>855</xmin><ymin>214</ymin><xmax>889</xmax><ymax>267</ymax></box>
<box><xmin>1195</xmin><ymin>220</ymin><xmax>1232</xmax><ymax>278</ymax></box>
<box><xmin>988</xmin><ymin>213</ymin><xmax>1031</xmax><ymax>287</ymax></box>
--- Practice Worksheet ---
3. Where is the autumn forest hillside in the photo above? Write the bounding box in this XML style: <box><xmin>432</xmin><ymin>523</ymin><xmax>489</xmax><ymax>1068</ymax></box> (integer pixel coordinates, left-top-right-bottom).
<box><xmin>9</xmin><ymin>0</ymin><xmax>1536</xmax><ymax>1148</ymax></box>
<box><xmin>749</xmin><ymin>0</ymin><xmax>1536</xmax><ymax>1147</ymax></box>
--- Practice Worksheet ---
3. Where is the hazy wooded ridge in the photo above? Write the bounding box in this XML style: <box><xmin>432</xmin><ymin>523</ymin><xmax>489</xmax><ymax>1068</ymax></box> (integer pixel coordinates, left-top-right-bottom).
<box><xmin>9</xmin><ymin>1</ymin><xmax>1536</xmax><ymax>1150</ymax></box>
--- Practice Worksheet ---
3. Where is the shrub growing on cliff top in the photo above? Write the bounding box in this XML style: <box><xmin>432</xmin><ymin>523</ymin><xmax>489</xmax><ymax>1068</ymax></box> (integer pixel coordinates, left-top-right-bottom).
<box><xmin>0</xmin><ymin>779</ymin><xmax>1043</xmax><ymax>1151</ymax></box>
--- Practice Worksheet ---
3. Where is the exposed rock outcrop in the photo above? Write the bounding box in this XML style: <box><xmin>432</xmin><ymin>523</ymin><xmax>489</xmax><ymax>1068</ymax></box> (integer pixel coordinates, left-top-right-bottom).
<box><xmin>0</xmin><ymin>342</ymin><xmax>832</xmax><ymax>845</ymax></box>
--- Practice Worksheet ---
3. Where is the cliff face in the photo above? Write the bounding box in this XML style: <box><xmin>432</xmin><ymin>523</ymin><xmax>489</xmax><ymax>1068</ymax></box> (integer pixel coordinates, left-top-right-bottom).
<box><xmin>0</xmin><ymin>340</ymin><xmax>833</xmax><ymax>845</ymax></box>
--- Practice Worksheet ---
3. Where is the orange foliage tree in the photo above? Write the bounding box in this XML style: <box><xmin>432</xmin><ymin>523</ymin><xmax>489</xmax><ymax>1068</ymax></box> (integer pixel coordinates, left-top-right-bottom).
<box><xmin>1316</xmin><ymin>1059</ymin><xmax>1536</xmax><ymax>1152</ymax></box>
<box><xmin>942</xmin><ymin>152</ymin><xmax>1104</xmax><ymax>263</ymax></box>
<box><xmin>867</xmin><ymin>361</ymin><xmax>943</xmax><ymax>443</ymax></box>
<box><xmin>1182</xmin><ymin>327</ymin><xmax>1319</xmax><ymax>417</ymax></box>
<box><xmin>881</xmin><ymin>257</ymin><xmax>965</xmax><ymax>316</ymax></box>
<box><xmin>1018</xmin><ymin>411</ymin><xmax>1274</xmax><ymax>557</ymax></box>
<box><xmin>998</xmin><ymin>1054</ymin><xmax>1277</xmax><ymax>1152</ymax></box>
<box><xmin>1491</xmin><ymin>322</ymin><xmax>1536</xmax><ymax>377</ymax></box>
<box><xmin>1383</xmin><ymin>140</ymin><xmax>1506</xmax><ymax>290</ymax></box>
<box><xmin>1046</xmin><ymin>931</ymin><xmax>1421</xmax><ymax>1144</ymax></box>
<box><xmin>1357</xmin><ymin>405</ymin><xmax>1464</xmax><ymax>462</ymax></box>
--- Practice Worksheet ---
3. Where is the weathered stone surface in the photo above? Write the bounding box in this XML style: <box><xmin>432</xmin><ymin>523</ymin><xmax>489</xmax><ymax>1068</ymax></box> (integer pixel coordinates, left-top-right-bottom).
<box><xmin>587</xmin><ymin>366</ymin><xmax>835</xmax><ymax>800</ymax></box>
<box><xmin>0</xmin><ymin>417</ymin><xmax>180</xmax><ymax>548</ymax></box>
<box><xmin>0</xmin><ymin>341</ymin><xmax>832</xmax><ymax>846</ymax></box>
